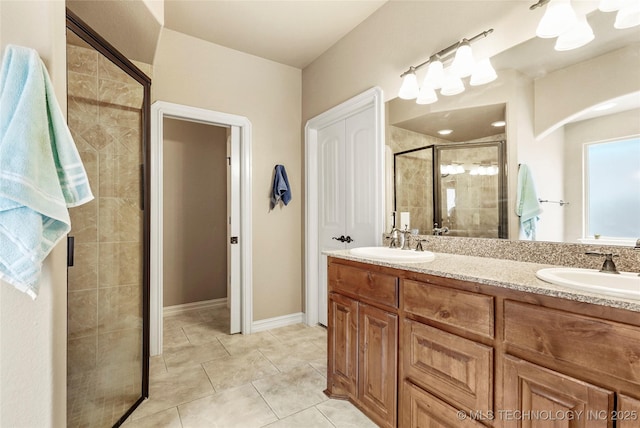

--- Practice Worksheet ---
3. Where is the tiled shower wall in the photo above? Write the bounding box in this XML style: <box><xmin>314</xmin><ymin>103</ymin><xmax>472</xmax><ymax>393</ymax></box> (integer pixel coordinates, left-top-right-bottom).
<box><xmin>66</xmin><ymin>40</ymin><xmax>150</xmax><ymax>426</ymax></box>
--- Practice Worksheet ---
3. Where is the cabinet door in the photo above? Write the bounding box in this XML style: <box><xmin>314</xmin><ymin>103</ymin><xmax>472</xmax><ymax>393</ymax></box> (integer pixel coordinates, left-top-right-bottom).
<box><xmin>503</xmin><ymin>355</ymin><xmax>614</xmax><ymax>428</ymax></box>
<box><xmin>327</xmin><ymin>292</ymin><xmax>358</xmax><ymax>398</ymax></box>
<box><xmin>618</xmin><ymin>395</ymin><xmax>640</xmax><ymax>428</ymax></box>
<box><xmin>401</xmin><ymin>381</ymin><xmax>486</xmax><ymax>428</ymax></box>
<box><xmin>359</xmin><ymin>303</ymin><xmax>398</xmax><ymax>427</ymax></box>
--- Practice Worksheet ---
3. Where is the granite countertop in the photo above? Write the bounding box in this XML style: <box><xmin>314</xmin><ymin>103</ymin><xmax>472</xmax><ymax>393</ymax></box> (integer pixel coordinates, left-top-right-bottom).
<box><xmin>325</xmin><ymin>249</ymin><xmax>640</xmax><ymax>313</ymax></box>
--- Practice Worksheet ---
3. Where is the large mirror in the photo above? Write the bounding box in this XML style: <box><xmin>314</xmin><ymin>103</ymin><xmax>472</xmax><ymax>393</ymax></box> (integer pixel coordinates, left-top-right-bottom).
<box><xmin>386</xmin><ymin>9</ymin><xmax>640</xmax><ymax>244</ymax></box>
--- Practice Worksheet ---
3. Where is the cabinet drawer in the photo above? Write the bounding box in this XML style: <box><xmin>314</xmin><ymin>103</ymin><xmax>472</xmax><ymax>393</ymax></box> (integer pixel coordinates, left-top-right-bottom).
<box><xmin>403</xmin><ymin>279</ymin><xmax>494</xmax><ymax>338</ymax></box>
<box><xmin>401</xmin><ymin>380</ymin><xmax>486</xmax><ymax>428</ymax></box>
<box><xmin>329</xmin><ymin>263</ymin><xmax>399</xmax><ymax>308</ymax></box>
<box><xmin>403</xmin><ymin>319</ymin><xmax>493</xmax><ymax>413</ymax></box>
<box><xmin>504</xmin><ymin>300</ymin><xmax>640</xmax><ymax>384</ymax></box>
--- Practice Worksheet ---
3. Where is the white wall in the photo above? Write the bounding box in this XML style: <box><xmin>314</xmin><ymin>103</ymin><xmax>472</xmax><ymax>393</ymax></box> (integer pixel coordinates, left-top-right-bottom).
<box><xmin>535</xmin><ymin>44</ymin><xmax>640</xmax><ymax>138</ymax></box>
<box><xmin>0</xmin><ymin>1</ymin><xmax>67</xmax><ymax>426</ymax></box>
<box><xmin>153</xmin><ymin>28</ymin><xmax>303</xmax><ymax>321</ymax></box>
<box><xmin>563</xmin><ymin>108</ymin><xmax>640</xmax><ymax>242</ymax></box>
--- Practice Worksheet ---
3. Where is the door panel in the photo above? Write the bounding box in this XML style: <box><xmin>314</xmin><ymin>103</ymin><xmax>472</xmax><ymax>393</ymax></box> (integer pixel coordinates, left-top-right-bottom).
<box><xmin>228</xmin><ymin>126</ymin><xmax>241</xmax><ymax>334</ymax></box>
<box><xmin>346</xmin><ymin>108</ymin><xmax>377</xmax><ymax>247</ymax></box>
<box><xmin>318</xmin><ymin>120</ymin><xmax>346</xmax><ymax>326</ymax></box>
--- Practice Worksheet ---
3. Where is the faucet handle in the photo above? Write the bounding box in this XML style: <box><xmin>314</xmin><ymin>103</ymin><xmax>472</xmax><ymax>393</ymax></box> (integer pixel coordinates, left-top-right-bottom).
<box><xmin>585</xmin><ymin>251</ymin><xmax>620</xmax><ymax>274</ymax></box>
<box><xmin>416</xmin><ymin>239</ymin><xmax>427</xmax><ymax>252</ymax></box>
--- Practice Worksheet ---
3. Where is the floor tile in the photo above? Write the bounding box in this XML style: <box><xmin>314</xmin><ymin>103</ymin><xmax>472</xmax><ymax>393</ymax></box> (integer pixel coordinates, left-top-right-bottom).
<box><xmin>202</xmin><ymin>349</ymin><xmax>279</xmax><ymax>391</ymax></box>
<box><xmin>149</xmin><ymin>355</ymin><xmax>167</xmax><ymax>378</ymax></box>
<box><xmin>182</xmin><ymin>320</ymin><xmax>229</xmax><ymax>345</ymax></box>
<box><xmin>179</xmin><ymin>384</ymin><xmax>277</xmax><ymax>428</ymax></box>
<box><xmin>217</xmin><ymin>330</ymin><xmax>281</xmax><ymax>355</ymax></box>
<box><xmin>263</xmin><ymin>407</ymin><xmax>334</xmax><ymax>428</ymax></box>
<box><xmin>197</xmin><ymin>306</ymin><xmax>230</xmax><ymax>323</ymax></box>
<box><xmin>269</xmin><ymin>324</ymin><xmax>327</xmax><ymax>344</ymax></box>
<box><xmin>163</xmin><ymin>340</ymin><xmax>229</xmax><ymax>371</ymax></box>
<box><xmin>163</xmin><ymin>327</ymin><xmax>189</xmax><ymax>350</ymax></box>
<box><xmin>316</xmin><ymin>399</ymin><xmax>378</xmax><ymax>428</ymax></box>
<box><xmin>259</xmin><ymin>340</ymin><xmax>324</xmax><ymax>372</ymax></box>
<box><xmin>252</xmin><ymin>364</ymin><xmax>328</xmax><ymax>419</ymax></box>
<box><xmin>309</xmin><ymin>358</ymin><xmax>327</xmax><ymax>378</ymax></box>
<box><xmin>163</xmin><ymin>311</ymin><xmax>206</xmax><ymax>330</ymax></box>
<box><xmin>123</xmin><ymin>407</ymin><xmax>182</xmax><ymax>428</ymax></box>
<box><xmin>130</xmin><ymin>366</ymin><xmax>214</xmax><ymax>420</ymax></box>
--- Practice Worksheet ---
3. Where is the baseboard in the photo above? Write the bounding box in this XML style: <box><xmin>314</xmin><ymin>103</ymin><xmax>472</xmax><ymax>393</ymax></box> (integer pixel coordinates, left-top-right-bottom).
<box><xmin>251</xmin><ymin>312</ymin><xmax>305</xmax><ymax>332</ymax></box>
<box><xmin>163</xmin><ymin>298</ymin><xmax>227</xmax><ymax>317</ymax></box>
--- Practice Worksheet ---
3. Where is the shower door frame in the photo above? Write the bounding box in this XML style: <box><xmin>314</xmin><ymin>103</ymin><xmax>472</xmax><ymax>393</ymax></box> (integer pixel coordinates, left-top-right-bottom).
<box><xmin>66</xmin><ymin>8</ymin><xmax>151</xmax><ymax>423</ymax></box>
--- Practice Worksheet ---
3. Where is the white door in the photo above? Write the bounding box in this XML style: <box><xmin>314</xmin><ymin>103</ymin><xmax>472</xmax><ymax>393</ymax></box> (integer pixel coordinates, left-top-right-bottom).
<box><xmin>228</xmin><ymin>125</ymin><xmax>241</xmax><ymax>334</ymax></box>
<box><xmin>317</xmin><ymin>107</ymin><xmax>378</xmax><ymax>326</ymax></box>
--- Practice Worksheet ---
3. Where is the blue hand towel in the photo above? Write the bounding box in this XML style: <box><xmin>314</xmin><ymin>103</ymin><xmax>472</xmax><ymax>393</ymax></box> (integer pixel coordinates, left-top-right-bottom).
<box><xmin>515</xmin><ymin>164</ymin><xmax>542</xmax><ymax>240</ymax></box>
<box><xmin>270</xmin><ymin>164</ymin><xmax>291</xmax><ymax>209</ymax></box>
<box><xmin>0</xmin><ymin>45</ymin><xmax>94</xmax><ymax>298</ymax></box>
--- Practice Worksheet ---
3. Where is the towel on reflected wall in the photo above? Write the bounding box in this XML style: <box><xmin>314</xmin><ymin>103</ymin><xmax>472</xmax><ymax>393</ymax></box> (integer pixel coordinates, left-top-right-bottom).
<box><xmin>515</xmin><ymin>164</ymin><xmax>542</xmax><ymax>240</ymax></box>
<box><xmin>270</xmin><ymin>164</ymin><xmax>291</xmax><ymax>209</ymax></box>
<box><xmin>0</xmin><ymin>45</ymin><xmax>94</xmax><ymax>298</ymax></box>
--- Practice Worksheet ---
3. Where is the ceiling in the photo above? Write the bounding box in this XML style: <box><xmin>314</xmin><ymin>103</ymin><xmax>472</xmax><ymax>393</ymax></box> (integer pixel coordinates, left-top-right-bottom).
<box><xmin>394</xmin><ymin>104</ymin><xmax>506</xmax><ymax>143</ymax></box>
<box><xmin>163</xmin><ymin>0</ymin><xmax>388</xmax><ymax>69</ymax></box>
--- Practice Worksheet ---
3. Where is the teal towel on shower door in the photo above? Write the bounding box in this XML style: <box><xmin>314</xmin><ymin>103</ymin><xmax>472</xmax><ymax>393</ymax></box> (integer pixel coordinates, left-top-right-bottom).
<box><xmin>0</xmin><ymin>45</ymin><xmax>94</xmax><ymax>298</ymax></box>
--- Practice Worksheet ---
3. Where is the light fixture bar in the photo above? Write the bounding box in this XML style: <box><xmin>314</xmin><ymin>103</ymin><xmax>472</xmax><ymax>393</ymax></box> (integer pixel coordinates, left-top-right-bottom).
<box><xmin>399</xmin><ymin>29</ymin><xmax>494</xmax><ymax>78</ymax></box>
<box><xmin>530</xmin><ymin>0</ymin><xmax>551</xmax><ymax>10</ymax></box>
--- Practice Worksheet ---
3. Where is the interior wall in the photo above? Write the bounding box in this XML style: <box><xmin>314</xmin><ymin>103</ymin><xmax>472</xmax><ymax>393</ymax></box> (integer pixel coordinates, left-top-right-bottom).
<box><xmin>517</xmin><ymin>127</ymin><xmax>565</xmax><ymax>242</ymax></box>
<box><xmin>563</xmin><ymin>108</ymin><xmax>640</xmax><ymax>242</ymax></box>
<box><xmin>534</xmin><ymin>44</ymin><xmax>640</xmax><ymax>137</ymax></box>
<box><xmin>153</xmin><ymin>28</ymin><xmax>302</xmax><ymax>321</ymax></box>
<box><xmin>163</xmin><ymin>118</ymin><xmax>228</xmax><ymax>307</ymax></box>
<box><xmin>0</xmin><ymin>1</ymin><xmax>67</xmax><ymax>426</ymax></box>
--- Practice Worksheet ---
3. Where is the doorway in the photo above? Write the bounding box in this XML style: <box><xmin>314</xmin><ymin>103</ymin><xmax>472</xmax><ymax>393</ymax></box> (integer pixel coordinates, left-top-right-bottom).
<box><xmin>304</xmin><ymin>88</ymin><xmax>385</xmax><ymax>327</ymax></box>
<box><xmin>162</xmin><ymin>118</ymin><xmax>229</xmax><ymax>322</ymax></box>
<box><xmin>150</xmin><ymin>102</ymin><xmax>253</xmax><ymax>356</ymax></box>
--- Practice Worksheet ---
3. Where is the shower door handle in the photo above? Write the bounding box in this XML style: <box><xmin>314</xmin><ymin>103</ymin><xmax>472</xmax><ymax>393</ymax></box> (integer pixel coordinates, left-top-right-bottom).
<box><xmin>67</xmin><ymin>236</ymin><xmax>75</xmax><ymax>267</ymax></box>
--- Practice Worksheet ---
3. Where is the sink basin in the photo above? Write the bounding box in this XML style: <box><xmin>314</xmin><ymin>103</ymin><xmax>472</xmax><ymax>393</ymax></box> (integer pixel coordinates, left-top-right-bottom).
<box><xmin>536</xmin><ymin>268</ymin><xmax>640</xmax><ymax>300</ymax></box>
<box><xmin>349</xmin><ymin>247</ymin><xmax>436</xmax><ymax>263</ymax></box>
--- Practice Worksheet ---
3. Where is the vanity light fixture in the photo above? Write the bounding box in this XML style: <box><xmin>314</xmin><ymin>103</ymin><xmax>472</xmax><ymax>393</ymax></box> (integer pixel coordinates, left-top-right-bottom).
<box><xmin>491</xmin><ymin>120</ymin><xmax>506</xmax><ymax>127</ymax></box>
<box><xmin>530</xmin><ymin>0</ymin><xmax>639</xmax><ymax>52</ymax></box>
<box><xmin>397</xmin><ymin>29</ymin><xmax>496</xmax><ymax>105</ymax></box>
<box><xmin>531</xmin><ymin>0</ymin><xmax>577</xmax><ymax>38</ymax></box>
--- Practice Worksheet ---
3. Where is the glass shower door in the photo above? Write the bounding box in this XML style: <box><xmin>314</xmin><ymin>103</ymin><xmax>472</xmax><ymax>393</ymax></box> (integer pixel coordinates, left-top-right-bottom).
<box><xmin>65</xmin><ymin>11</ymin><xmax>150</xmax><ymax>427</ymax></box>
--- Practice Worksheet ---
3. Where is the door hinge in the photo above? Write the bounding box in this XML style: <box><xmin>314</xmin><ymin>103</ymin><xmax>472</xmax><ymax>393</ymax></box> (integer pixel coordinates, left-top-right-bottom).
<box><xmin>230</xmin><ymin>236</ymin><xmax>238</xmax><ymax>244</ymax></box>
<box><xmin>227</xmin><ymin>156</ymin><xmax>231</xmax><ymax>166</ymax></box>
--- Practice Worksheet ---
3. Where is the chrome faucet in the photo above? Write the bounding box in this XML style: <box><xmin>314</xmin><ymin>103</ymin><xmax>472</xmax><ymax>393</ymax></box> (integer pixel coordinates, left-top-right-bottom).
<box><xmin>415</xmin><ymin>239</ymin><xmax>427</xmax><ymax>252</ymax></box>
<box><xmin>401</xmin><ymin>226</ymin><xmax>412</xmax><ymax>250</ymax></box>
<box><xmin>387</xmin><ymin>226</ymin><xmax>400</xmax><ymax>248</ymax></box>
<box><xmin>433</xmin><ymin>223</ymin><xmax>449</xmax><ymax>236</ymax></box>
<box><xmin>586</xmin><ymin>251</ymin><xmax>620</xmax><ymax>274</ymax></box>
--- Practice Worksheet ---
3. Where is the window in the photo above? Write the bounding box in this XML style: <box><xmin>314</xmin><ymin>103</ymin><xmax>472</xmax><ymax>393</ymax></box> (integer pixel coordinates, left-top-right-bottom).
<box><xmin>585</xmin><ymin>137</ymin><xmax>640</xmax><ymax>239</ymax></box>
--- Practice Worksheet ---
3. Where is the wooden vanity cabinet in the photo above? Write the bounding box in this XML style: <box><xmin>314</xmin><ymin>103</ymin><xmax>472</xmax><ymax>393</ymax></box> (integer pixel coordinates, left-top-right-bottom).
<box><xmin>326</xmin><ymin>257</ymin><xmax>640</xmax><ymax>428</ymax></box>
<box><xmin>326</xmin><ymin>260</ymin><xmax>399</xmax><ymax>428</ymax></box>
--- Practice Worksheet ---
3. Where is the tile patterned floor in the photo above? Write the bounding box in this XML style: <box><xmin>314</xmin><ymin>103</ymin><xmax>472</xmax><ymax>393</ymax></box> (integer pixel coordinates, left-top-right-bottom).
<box><xmin>124</xmin><ymin>307</ymin><xmax>376</xmax><ymax>427</ymax></box>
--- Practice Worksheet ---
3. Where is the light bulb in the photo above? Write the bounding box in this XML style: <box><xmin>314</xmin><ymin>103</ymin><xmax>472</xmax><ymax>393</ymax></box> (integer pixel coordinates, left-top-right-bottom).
<box><xmin>536</xmin><ymin>0</ymin><xmax>578</xmax><ymax>38</ymax></box>
<box><xmin>470</xmin><ymin>58</ymin><xmax>498</xmax><ymax>86</ymax></box>
<box><xmin>398</xmin><ymin>71</ymin><xmax>419</xmax><ymax>100</ymax></box>
<box><xmin>416</xmin><ymin>84</ymin><xmax>438</xmax><ymax>105</ymax></box>
<box><xmin>423</xmin><ymin>59</ymin><xmax>445</xmax><ymax>89</ymax></box>
<box><xmin>451</xmin><ymin>40</ymin><xmax>475</xmax><ymax>78</ymax></box>
<box><xmin>615</xmin><ymin>0</ymin><xmax>640</xmax><ymax>29</ymax></box>
<box><xmin>440</xmin><ymin>69</ymin><xmax>465</xmax><ymax>96</ymax></box>
<box><xmin>555</xmin><ymin>13</ymin><xmax>594</xmax><ymax>51</ymax></box>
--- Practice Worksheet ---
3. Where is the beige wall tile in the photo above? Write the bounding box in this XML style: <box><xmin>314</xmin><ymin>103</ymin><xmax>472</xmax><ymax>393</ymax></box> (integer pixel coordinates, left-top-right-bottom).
<box><xmin>67</xmin><ymin>290</ymin><xmax>97</xmax><ymax>340</ymax></box>
<box><xmin>67</xmin><ymin>243</ymin><xmax>98</xmax><ymax>291</ymax></box>
<box><xmin>67</xmin><ymin>336</ymin><xmax>97</xmax><ymax>375</ymax></box>
<box><xmin>98</xmin><ymin>198</ymin><xmax>142</xmax><ymax>242</ymax></box>
<box><xmin>98</xmin><ymin>242</ymin><xmax>142</xmax><ymax>287</ymax></box>
<box><xmin>98</xmin><ymin>285</ymin><xmax>142</xmax><ymax>333</ymax></box>
<box><xmin>67</xmin><ymin>44</ymin><xmax>98</xmax><ymax>76</ymax></box>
